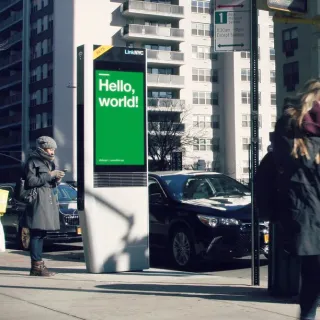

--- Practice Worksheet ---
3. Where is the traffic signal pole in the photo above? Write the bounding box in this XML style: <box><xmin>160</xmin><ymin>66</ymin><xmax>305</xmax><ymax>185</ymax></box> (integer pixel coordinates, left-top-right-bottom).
<box><xmin>250</xmin><ymin>0</ymin><xmax>260</xmax><ymax>286</ymax></box>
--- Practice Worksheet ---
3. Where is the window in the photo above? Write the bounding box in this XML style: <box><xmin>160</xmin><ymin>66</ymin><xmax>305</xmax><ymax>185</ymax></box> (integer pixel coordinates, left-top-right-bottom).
<box><xmin>242</xmin><ymin>137</ymin><xmax>262</xmax><ymax>151</ymax></box>
<box><xmin>241</xmin><ymin>69</ymin><xmax>261</xmax><ymax>82</ymax></box>
<box><xmin>48</xmin><ymin>87</ymin><xmax>53</xmax><ymax>101</ymax></box>
<box><xmin>283</xmin><ymin>27</ymin><xmax>298</xmax><ymax>57</ymax></box>
<box><xmin>269</xmin><ymin>25</ymin><xmax>274</xmax><ymax>39</ymax></box>
<box><xmin>48</xmin><ymin>62</ymin><xmax>53</xmax><ymax>76</ymax></box>
<box><xmin>145</xmin><ymin>44</ymin><xmax>172</xmax><ymax>51</ymax></box>
<box><xmin>192</xmin><ymin>45</ymin><xmax>214</xmax><ymax>60</ymax></box>
<box><xmin>212</xmin><ymin>92</ymin><xmax>219</xmax><ymax>105</ymax></box>
<box><xmin>212</xmin><ymin>115</ymin><xmax>220</xmax><ymax>128</ymax></box>
<box><xmin>148</xmin><ymin>91</ymin><xmax>173</xmax><ymax>99</ymax></box>
<box><xmin>193</xmin><ymin>91</ymin><xmax>212</xmax><ymax>105</ymax></box>
<box><xmin>212</xmin><ymin>138</ymin><xmax>220</xmax><ymax>151</ymax></box>
<box><xmin>191</xmin><ymin>22</ymin><xmax>212</xmax><ymax>36</ymax></box>
<box><xmin>243</xmin><ymin>160</ymin><xmax>249</xmax><ymax>174</ymax></box>
<box><xmin>37</xmin><ymin>18</ymin><xmax>42</xmax><ymax>33</ymax></box>
<box><xmin>193</xmin><ymin>115</ymin><xmax>212</xmax><ymax>128</ymax></box>
<box><xmin>42</xmin><ymin>63</ymin><xmax>48</xmax><ymax>79</ymax></box>
<box><xmin>241</xmin><ymin>68</ymin><xmax>250</xmax><ymax>81</ymax></box>
<box><xmin>30</xmin><ymin>116</ymin><xmax>36</xmax><ymax>130</ymax></box>
<box><xmin>270</xmin><ymin>70</ymin><xmax>276</xmax><ymax>83</ymax></box>
<box><xmin>271</xmin><ymin>115</ymin><xmax>277</xmax><ymax>129</ymax></box>
<box><xmin>192</xmin><ymin>68</ymin><xmax>217</xmax><ymax>82</ymax></box>
<box><xmin>42</xmin><ymin>39</ymin><xmax>48</xmax><ymax>55</ymax></box>
<box><xmin>271</xmin><ymin>93</ymin><xmax>276</xmax><ymax>106</ymax></box>
<box><xmin>193</xmin><ymin>138</ymin><xmax>212</xmax><ymax>151</ymax></box>
<box><xmin>43</xmin><ymin>15</ymin><xmax>48</xmax><ymax>31</ymax></box>
<box><xmin>283</xmin><ymin>61</ymin><xmax>299</xmax><ymax>92</ymax></box>
<box><xmin>43</xmin><ymin>0</ymin><xmax>49</xmax><ymax>7</ymax></box>
<box><xmin>270</xmin><ymin>47</ymin><xmax>275</xmax><ymax>61</ymax></box>
<box><xmin>242</xmin><ymin>115</ymin><xmax>262</xmax><ymax>128</ymax></box>
<box><xmin>47</xmin><ymin>112</ymin><xmax>52</xmax><ymax>126</ymax></box>
<box><xmin>36</xmin><ymin>114</ymin><xmax>42</xmax><ymax>130</ymax></box>
<box><xmin>242</xmin><ymin>114</ymin><xmax>250</xmax><ymax>127</ymax></box>
<box><xmin>242</xmin><ymin>137</ymin><xmax>250</xmax><ymax>150</ymax></box>
<box><xmin>242</xmin><ymin>91</ymin><xmax>250</xmax><ymax>104</ymax></box>
<box><xmin>42</xmin><ymin>112</ymin><xmax>48</xmax><ymax>128</ymax></box>
<box><xmin>42</xmin><ymin>88</ymin><xmax>48</xmax><ymax>103</ymax></box>
<box><xmin>191</xmin><ymin>0</ymin><xmax>211</xmax><ymax>14</ymax></box>
<box><xmin>241</xmin><ymin>51</ymin><xmax>250</xmax><ymax>59</ymax></box>
<box><xmin>148</xmin><ymin>67</ymin><xmax>173</xmax><ymax>75</ymax></box>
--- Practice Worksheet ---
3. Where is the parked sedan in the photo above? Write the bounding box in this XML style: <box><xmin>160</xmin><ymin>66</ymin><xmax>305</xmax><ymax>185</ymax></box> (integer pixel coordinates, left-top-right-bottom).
<box><xmin>0</xmin><ymin>182</ymin><xmax>82</xmax><ymax>250</ymax></box>
<box><xmin>149</xmin><ymin>171</ymin><xmax>269</xmax><ymax>269</ymax></box>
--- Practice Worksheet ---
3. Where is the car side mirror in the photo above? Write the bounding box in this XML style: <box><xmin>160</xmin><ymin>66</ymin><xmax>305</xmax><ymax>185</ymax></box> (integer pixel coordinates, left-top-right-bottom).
<box><xmin>150</xmin><ymin>193</ymin><xmax>164</xmax><ymax>204</ymax></box>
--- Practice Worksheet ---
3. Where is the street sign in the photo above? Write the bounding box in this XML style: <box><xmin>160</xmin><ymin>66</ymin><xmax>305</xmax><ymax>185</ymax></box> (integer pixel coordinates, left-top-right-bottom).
<box><xmin>214</xmin><ymin>0</ymin><xmax>251</xmax><ymax>52</ymax></box>
<box><xmin>267</xmin><ymin>0</ymin><xmax>307</xmax><ymax>14</ymax></box>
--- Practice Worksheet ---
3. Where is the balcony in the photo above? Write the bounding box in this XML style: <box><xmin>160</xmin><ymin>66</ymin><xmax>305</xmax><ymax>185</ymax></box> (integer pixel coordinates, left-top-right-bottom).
<box><xmin>0</xmin><ymin>72</ymin><xmax>22</xmax><ymax>89</ymax></box>
<box><xmin>0</xmin><ymin>11</ymin><xmax>23</xmax><ymax>32</ymax></box>
<box><xmin>0</xmin><ymin>93</ymin><xmax>22</xmax><ymax>109</ymax></box>
<box><xmin>121</xmin><ymin>1</ymin><xmax>184</xmax><ymax>20</ymax></box>
<box><xmin>148</xmin><ymin>121</ymin><xmax>185</xmax><ymax>133</ymax></box>
<box><xmin>0</xmin><ymin>0</ymin><xmax>21</xmax><ymax>13</ymax></box>
<box><xmin>147</xmin><ymin>74</ymin><xmax>184</xmax><ymax>89</ymax></box>
<box><xmin>0</xmin><ymin>135</ymin><xmax>21</xmax><ymax>147</ymax></box>
<box><xmin>122</xmin><ymin>24</ymin><xmax>184</xmax><ymax>43</ymax></box>
<box><xmin>147</xmin><ymin>49</ymin><xmax>184</xmax><ymax>66</ymax></box>
<box><xmin>148</xmin><ymin>98</ymin><xmax>185</xmax><ymax>112</ymax></box>
<box><xmin>3</xmin><ymin>32</ymin><xmax>22</xmax><ymax>48</ymax></box>
<box><xmin>0</xmin><ymin>53</ymin><xmax>22</xmax><ymax>70</ymax></box>
<box><xmin>0</xmin><ymin>113</ymin><xmax>22</xmax><ymax>128</ymax></box>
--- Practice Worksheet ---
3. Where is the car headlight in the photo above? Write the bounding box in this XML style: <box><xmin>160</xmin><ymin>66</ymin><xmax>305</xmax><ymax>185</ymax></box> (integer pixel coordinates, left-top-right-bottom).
<box><xmin>197</xmin><ymin>214</ymin><xmax>240</xmax><ymax>228</ymax></box>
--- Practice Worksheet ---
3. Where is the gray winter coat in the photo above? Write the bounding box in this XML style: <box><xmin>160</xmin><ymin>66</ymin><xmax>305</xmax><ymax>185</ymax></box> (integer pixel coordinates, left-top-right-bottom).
<box><xmin>24</xmin><ymin>152</ymin><xmax>60</xmax><ymax>231</ymax></box>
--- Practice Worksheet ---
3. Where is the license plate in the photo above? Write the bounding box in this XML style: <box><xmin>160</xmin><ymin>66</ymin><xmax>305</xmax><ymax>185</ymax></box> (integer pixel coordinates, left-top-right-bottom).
<box><xmin>77</xmin><ymin>227</ymin><xmax>82</xmax><ymax>235</ymax></box>
<box><xmin>264</xmin><ymin>234</ymin><xmax>269</xmax><ymax>244</ymax></box>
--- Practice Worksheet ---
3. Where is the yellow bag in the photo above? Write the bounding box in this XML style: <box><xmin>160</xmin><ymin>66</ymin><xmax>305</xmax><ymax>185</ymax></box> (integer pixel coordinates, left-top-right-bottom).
<box><xmin>0</xmin><ymin>189</ymin><xmax>9</xmax><ymax>216</ymax></box>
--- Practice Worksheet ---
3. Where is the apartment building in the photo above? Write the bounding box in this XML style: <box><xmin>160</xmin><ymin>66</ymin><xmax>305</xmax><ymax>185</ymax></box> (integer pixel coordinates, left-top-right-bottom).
<box><xmin>273</xmin><ymin>2</ymin><xmax>320</xmax><ymax>118</ymax></box>
<box><xmin>0</xmin><ymin>0</ymin><xmax>276</xmax><ymax>183</ymax></box>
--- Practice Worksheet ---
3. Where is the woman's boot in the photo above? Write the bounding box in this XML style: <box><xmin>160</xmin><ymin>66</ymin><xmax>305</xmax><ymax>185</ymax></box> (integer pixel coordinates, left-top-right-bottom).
<box><xmin>30</xmin><ymin>260</ymin><xmax>56</xmax><ymax>276</ymax></box>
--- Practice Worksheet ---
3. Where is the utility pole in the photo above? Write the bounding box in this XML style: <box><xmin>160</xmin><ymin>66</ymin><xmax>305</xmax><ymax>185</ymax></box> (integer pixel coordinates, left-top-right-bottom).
<box><xmin>250</xmin><ymin>0</ymin><xmax>260</xmax><ymax>286</ymax></box>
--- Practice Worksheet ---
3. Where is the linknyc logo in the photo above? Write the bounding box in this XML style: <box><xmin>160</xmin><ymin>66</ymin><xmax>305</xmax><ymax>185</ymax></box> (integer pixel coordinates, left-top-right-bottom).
<box><xmin>124</xmin><ymin>49</ymin><xmax>144</xmax><ymax>56</ymax></box>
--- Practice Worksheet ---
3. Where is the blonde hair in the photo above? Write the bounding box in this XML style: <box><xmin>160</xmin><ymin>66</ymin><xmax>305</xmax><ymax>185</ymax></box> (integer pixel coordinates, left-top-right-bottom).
<box><xmin>285</xmin><ymin>79</ymin><xmax>320</xmax><ymax>162</ymax></box>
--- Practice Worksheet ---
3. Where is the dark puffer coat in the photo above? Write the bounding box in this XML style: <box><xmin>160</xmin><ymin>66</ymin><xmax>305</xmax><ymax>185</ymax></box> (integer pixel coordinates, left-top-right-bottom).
<box><xmin>274</xmin><ymin>114</ymin><xmax>320</xmax><ymax>256</ymax></box>
<box><xmin>24</xmin><ymin>152</ymin><xmax>60</xmax><ymax>231</ymax></box>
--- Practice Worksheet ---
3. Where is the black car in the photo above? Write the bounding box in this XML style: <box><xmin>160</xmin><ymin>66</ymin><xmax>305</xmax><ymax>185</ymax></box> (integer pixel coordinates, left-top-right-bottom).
<box><xmin>149</xmin><ymin>171</ymin><xmax>269</xmax><ymax>269</ymax></box>
<box><xmin>0</xmin><ymin>182</ymin><xmax>82</xmax><ymax>250</ymax></box>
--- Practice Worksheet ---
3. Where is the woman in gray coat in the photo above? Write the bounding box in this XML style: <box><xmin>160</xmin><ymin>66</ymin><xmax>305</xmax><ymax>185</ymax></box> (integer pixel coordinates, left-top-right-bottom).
<box><xmin>274</xmin><ymin>79</ymin><xmax>320</xmax><ymax>320</ymax></box>
<box><xmin>25</xmin><ymin>136</ymin><xmax>65</xmax><ymax>276</ymax></box>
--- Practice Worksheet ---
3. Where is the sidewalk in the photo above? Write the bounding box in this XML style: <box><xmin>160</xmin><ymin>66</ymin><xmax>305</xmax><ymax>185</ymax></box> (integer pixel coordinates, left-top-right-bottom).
<box><xmin>0</xmin><ymin>249</ymin><xmax>299</xmax><ymax>320</ymax></box>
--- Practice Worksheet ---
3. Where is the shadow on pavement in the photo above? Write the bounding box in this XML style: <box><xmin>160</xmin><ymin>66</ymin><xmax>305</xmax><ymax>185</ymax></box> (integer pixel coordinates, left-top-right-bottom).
<box><xmin>0</xmin><ymin>282</ymin><xmax>296</xmax><ymax>305</ymax></box>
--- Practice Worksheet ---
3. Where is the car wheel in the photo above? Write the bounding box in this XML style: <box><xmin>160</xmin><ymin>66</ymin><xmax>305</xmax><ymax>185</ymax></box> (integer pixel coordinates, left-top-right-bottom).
<box><xmin>170</xmin><ymin>227</ymin><xmax>195</xmax><ymax>270</ymax></box>
<box><xmin>18</xmin><ymin>227</ymin><xmax>30</xmax><ymax>251</ymax></box>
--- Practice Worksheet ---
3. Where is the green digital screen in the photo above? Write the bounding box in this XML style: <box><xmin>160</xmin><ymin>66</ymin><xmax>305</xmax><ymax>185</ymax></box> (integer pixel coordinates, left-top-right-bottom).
<box><xmin>94</xmin><ymin>70</ymin><xmax>145</xmax><ymax>166</ymax></box>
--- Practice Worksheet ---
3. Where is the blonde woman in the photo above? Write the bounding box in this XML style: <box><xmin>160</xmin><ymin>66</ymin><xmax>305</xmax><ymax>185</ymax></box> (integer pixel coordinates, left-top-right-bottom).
<box><xmin>274</xmin><ymin>79</ymin><xmax>320</xmax><ymax>320</ymax></box>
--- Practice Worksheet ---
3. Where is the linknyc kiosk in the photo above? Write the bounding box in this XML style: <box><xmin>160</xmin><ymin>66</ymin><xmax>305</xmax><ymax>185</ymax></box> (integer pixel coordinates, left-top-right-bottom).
<box><xmin>77</xmin><ymin>45</ymin><xmax>149</xmax><ymax>273</ymax></box>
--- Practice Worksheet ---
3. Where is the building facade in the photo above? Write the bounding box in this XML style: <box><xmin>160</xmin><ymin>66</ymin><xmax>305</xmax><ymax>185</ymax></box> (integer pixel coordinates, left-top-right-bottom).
<box><xmin>273</xmin><ymin>2</ymin><xmax>320</xmax><ymax>118</ymax></box>
<box><xmin>0</xmin><ymin>0</ymin><xmax>276</xmax><ymax>183</ymax></box>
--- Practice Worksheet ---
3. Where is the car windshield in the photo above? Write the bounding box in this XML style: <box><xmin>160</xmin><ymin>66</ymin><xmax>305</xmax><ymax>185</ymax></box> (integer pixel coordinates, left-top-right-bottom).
<box><xmin>161</xmin><ymin>174</ymin><xmax>250</xmax><ymax>201</ymax></box>
<box><xmin>56</xmin><ymin>184</ymin><xmax>77</xmax><ymax>202</ymax></box>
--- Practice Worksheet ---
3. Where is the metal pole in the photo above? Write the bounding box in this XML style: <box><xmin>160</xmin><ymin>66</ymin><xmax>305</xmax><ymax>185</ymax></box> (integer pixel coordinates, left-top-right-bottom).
<box><xmin>250</xmin><ymin>0</ymin><xmax>260</xmax><ymax>286</ymax></box>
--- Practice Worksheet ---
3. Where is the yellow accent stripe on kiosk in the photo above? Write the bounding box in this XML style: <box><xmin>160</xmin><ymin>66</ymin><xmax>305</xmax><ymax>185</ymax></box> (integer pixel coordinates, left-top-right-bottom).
<box><xmin>93</xmin><ymin>45</ymin><xmax>113</xmax><ymax>59</ymax></box>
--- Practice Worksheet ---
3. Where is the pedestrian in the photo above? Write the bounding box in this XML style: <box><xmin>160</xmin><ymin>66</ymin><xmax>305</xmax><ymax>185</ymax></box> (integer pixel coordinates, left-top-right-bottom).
<box><xmin>273</xmin><ymin>79</ymin><xmax>320</xmax><ymax>320</ymax></box>
<box><xmin>24</xmin><ymin>136</ymin><xmax>65</xmax><ymax>276</ymax></box>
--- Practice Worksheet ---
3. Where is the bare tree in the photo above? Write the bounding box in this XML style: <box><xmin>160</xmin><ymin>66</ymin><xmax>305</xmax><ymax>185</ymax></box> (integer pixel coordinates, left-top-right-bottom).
<box><xmin>148</xmin><ymin>101</ymin><xmax>205</xmax><ymax>171</ymax></box>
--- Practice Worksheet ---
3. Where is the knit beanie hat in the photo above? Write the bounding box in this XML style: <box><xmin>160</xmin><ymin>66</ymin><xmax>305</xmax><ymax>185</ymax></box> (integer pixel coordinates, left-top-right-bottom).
<box><xmin>36</xmin><ymin>136</ymin><xmax>57</xmax><ymax>150</ymax></box>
